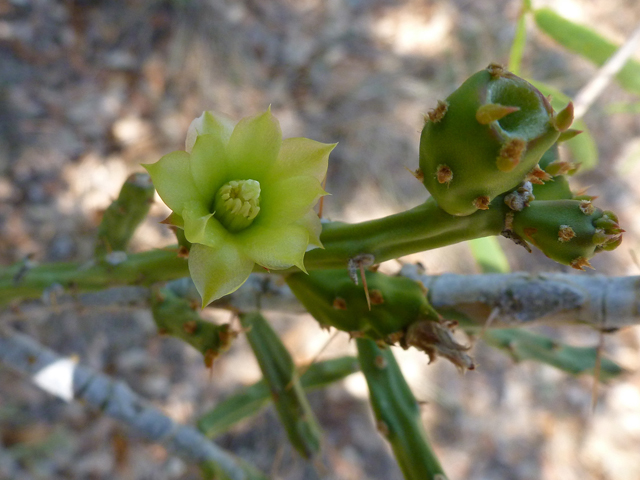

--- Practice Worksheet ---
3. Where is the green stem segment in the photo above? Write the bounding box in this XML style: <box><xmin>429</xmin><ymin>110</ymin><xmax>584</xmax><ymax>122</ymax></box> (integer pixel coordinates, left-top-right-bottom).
<box><xmin>239</xmin><ymin>311</ymin><xmax>322</xmax><ymax>459</ymax></box>
<box><xmin>357</xmin><ymin>338</ymin><xmax>447</xmax><ymax>480</ymax></box>
<box><xmin>0</xmin><ymin>197</ymin><xmax>507</xmax><ymax>305</ymax></box>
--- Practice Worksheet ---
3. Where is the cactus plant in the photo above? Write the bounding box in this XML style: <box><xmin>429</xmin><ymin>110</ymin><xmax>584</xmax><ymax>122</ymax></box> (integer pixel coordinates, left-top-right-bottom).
<box><xmin>0</xmin><ymin>14</ymin><xmax>633</xmax><ymax>478</ymax></box>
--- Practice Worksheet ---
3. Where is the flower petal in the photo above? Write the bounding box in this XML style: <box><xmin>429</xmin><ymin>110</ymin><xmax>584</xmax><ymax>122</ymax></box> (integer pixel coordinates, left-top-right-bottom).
<box><xmin>182</xmin><ymin>200</ymin><xmax>227</xmax><ymax>248</ymax></box>
<box><xmin>185</xmin><ymin>111</ymin><xmax>235</xmax><ymax>153</ymax></box>
<box><xmin>256</xmin><ymin>176</ymin><xmax>327</xmax><ymax>227</ymax></box>
<box><xmin>143</xmin><ymin>151</ymin><xmax>203</xmax><ymax>213</ymax></box>
<box><xmin>189</xmin><ymin>243</ymin><xmax>254</xmax><ymax>307</ymax></box>
<box><xmin>226</xmin><ymin>109</ymin><xmax>282</xmax><ymax>182</ymax></box>
<box><xmin>237</xmin><ymin>224</ymin><xmax>309</xmax><ymax>272</ymax></box>
<box><xmin>295</xmin><ymin>210</ymin><xmax>323</xmax><ymax>248</ymax></box>
<box><xmin>190</xmin><ymin>134</ymin><xmax>230</xmax><ymax>201</ymax></box>
<box><xmin>266</xmin><ymin>138</ymin><xmax>335</xmax><ymax>184</ymax></box>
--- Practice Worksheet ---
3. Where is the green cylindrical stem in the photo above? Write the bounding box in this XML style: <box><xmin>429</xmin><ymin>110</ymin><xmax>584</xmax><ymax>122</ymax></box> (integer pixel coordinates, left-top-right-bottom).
<box><xmin>95</xmin><ymin>173</ymin><xmax>155</xmax><ymax>257</ymax></box>
<box><xmin>304</xmin><ymin>196</ymin><xmax>507</xmax><ymax>269</ymax></box>
<box><xmin>198</xmin><ymin>356</ymin><xmax>359</xmax><ymax>438</ymax></box>
<box><xmin>151</xmin><ymin>287</ymin><xmax>235</xmax><ymax>365</ymax></box>
<box><xmin>1</xmin><ymin>197</ymin><xmax>507</xmax><ymax>305</ymax></box>
<box><xmin>357</xmin><ymin>338</ymin><xmax>447</xmax><ymax>480</ymax></box>
<box><xmin>239</xmin><ymin>312</ymin><xmax>322</xmax><ymax>459</ymax></box>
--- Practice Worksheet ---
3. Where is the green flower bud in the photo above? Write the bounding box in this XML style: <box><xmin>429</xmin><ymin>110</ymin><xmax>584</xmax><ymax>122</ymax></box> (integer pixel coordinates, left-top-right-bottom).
<box><xmin>144</xmin><ymin>110</ymin><xmax>335</xmax><ymax>305</ymax></box>
<box><xmin>511</xmin><ymin>199</ymin><xmax>623</xmax><ymax>269</ymax></box>
<box><xmin>420</xmin><ymin>64</ymin><xmax>570</xmax><ymax>216</ymax></box>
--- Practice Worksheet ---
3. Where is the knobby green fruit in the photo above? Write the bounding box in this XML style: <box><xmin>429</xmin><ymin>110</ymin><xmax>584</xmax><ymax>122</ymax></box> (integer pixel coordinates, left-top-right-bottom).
<box><xmin>144</xmin><ymin>110</ymin><xmax>334</xmax><ymax>306</ymax></box>
<box><xmin>420</xmin><ymin>64</ymin><xmax>572</xmax><ymax>216</ymax></box>
<box><xmin>511</xmin><ymin>200</ymin><xmax>623</xmax><ymax>269</ymax></box>
<box><xmin>151</xmin><ymin>287</ymin><xmax>236</xmax><ymax>367</ymax></box>
<box><xmin>287</xmin><ymin>269</ymin><xmax>474</xmax><ymax>370</ymax></box>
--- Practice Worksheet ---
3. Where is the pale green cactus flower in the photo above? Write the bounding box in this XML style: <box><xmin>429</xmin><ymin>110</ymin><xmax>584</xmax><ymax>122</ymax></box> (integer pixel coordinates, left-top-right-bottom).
<box><xmin>144</xmin><ymin>109</ymin><xmax>333</xmax><ymax>306</ymax></box>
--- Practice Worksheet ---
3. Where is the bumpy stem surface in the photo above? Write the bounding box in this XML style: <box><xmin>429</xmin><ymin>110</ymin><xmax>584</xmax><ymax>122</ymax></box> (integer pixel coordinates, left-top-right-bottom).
<box><xmin>0</xmin><ymin>198</ymin><xmax>507</xmax><ymax>305</ymax></box>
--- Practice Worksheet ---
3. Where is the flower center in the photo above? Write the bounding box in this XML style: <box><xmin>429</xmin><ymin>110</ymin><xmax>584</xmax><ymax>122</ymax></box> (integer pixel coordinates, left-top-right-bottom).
<box><xmin>213</xmin><ymin>179</ymin><xmax>261</xmax><ymax>232</ymax></box>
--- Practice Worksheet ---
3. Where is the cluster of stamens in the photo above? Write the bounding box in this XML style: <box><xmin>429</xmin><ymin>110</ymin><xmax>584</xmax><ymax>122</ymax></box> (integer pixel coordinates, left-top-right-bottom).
<box><xmin>214</xmin><ymin>179</ymin><xmax>261</xmax><ymax>232</ymax></box>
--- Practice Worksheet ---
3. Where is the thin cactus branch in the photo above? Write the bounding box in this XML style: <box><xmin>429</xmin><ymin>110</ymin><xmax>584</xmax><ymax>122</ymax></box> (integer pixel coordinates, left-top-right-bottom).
<box><xmin>400</xmin><ymin>265</ymin><xmax>640</xmax><ymax>330</ymax></box>
<box><xmin>0</xmin><ymin>196</ymin><xmax>506</xmax><ymax>306</ymax></box>
<box><xmin>6</xmin><ymin>271</ymin><xmax>640</xmax><ymax>331</ymax></box>
<box><xmin>0</xmin><ymin>327</ymin><xmax>266</xmax><ymax>480</ymax></box>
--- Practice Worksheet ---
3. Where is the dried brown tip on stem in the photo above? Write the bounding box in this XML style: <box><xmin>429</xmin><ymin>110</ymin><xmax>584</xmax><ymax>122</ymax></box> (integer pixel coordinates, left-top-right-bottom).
<box><xmin>473</xmin><ymin>196</ymin><xmax>491</xmax><ymax>210</ymax></box>
<box><xmin>476</xmin><ymin>104</ymin><xmax>520</xmax><ymax>125</ymax></box>
<box><xmin>558</xmin><ymin>225</ymin><xmax>576</xmax><ymax>243</ymax></box>
<box><xmin>571</xmin><ymin>257</ymin><xmax>594</xmax><ymax>271</ymax></box>
<box><xmin>436</xmin><ymin>164</ymin><xmax>453</xmax><ymax>184</ymax></box>
<box><xmin>177</xmin><ymin>246</ymin><xmax>190</xmax><ymax>258</ymax></box>
<box><xmin>487</xmin><ymin>63</ymin><xmax>507</xmax><ymax>78</ymax></box>
<box><xmin>496</xmin><ymin>138</ymin><xmax>526</xmax><ymax>172</ymax></box>
<box><xmin>427</xmin><ymin>100</ymin><xmax>449</xmax><ymax>123</ymax></box>
<box><xmin>526</xmin><ymin>165</ymin><xmax>553</xmax><ymax>184</ymax></box>
<box><xmin>404</xmin><ymin>320</ymin><xmax>475</xmax><ymax>371</ymax></box>
<box><xmin>580</xmin><ymin>200</ymin><xmax>596</xmax><ymax>215</ymax></box>
<box><xmin>332</xmin><ymin>297</ymin><xmax>348</xmax><ymax>310</ymax></box>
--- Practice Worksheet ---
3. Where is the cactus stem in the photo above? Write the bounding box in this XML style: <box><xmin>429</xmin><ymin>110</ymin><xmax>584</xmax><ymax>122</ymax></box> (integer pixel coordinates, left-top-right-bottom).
<box><xmin>487</xmin><ymin>63</ymin><xmax>506</xmax><ymax>78</ymax></box>
<box><xmin>558</xmin><ymin>129</ymin><xmax>583</xmax><ymax>142</ymax></box>
<box><xmin>405</xmin><ymin>166</ymin><xmax>424</xmax><ymax>182</ymax></box>
<box><xmin>476</xmin><ymin>104</ymin><xmax>520</xmax><ymax>125</ymax></box>
<box><xmin>496</xmin><ymin>138</ymin><xmax>526</xmax><ymax>172</ymax></box>
<box><xmin>580</xmin><ymin>200</ymin><xmax>596</xmax><ymax>215</ymax></box>
<box><xmin>436</xmin><ymin>164</ymin><xmax>453</xmax><ymax>185</ymax></box>
<box><xmin>472</xmin><ymin>196</ymin><xmax>491</xmax><ymax>210</ymax></box>
<box><xmin>558</xmin><ymin>225</ymin><xmax>576</xmax><ymax>243</ymax></box>
<box><xmin>332</xmin><ymin>298</ymin><xmax>347</xmax><ymax>310</ymax></box>
<box><xmin>426</xmin><ymin>100</ymin><xmax>449</xmax><ymax>123</ymax></box>
<box><xmin>571</xmin><ymin>257</ymin><xmax>594</xmax><ymax>271</ymax></box>
<box><xmin>553</xmin><ymin>102</ymin><xmax>575</xmax><ymax>132</ymax></box>
<box><xmin>526</xmin><ymin>165</ymin><xmax>553</xmax><ymax>184</ymax></box>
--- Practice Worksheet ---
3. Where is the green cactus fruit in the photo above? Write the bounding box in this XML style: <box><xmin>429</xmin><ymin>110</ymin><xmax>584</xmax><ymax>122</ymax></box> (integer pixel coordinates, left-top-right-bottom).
<box><xmin>286</xmin><ymin>269</ymin><xmax>435</xmax><ymax>340</ymax></box>
<box><xmin>530</xmin><ymin>145</ymin><xmax>574</xmax><ymax>201</ymax></box>
<box><xmin>287</xmin><ymin>269</ymin><xmax>474</xmax><ymax>370</ymax></box>
<box><xmin>420</xmin><ymin>64</ymin><xmax>570</xmax><ymax>216</ymax></box>
<box><xmin>511</xmin><ymin>200</ymin><xmax>623</xmax><ymax>269</ymax></box>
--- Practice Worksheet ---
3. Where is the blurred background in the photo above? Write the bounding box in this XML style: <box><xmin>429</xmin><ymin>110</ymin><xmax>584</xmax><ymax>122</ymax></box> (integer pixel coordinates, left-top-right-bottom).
<box><xmin>1</xmin><ymin>0</ymin><xmax>640</xmax><ymax>478</ymax></box>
